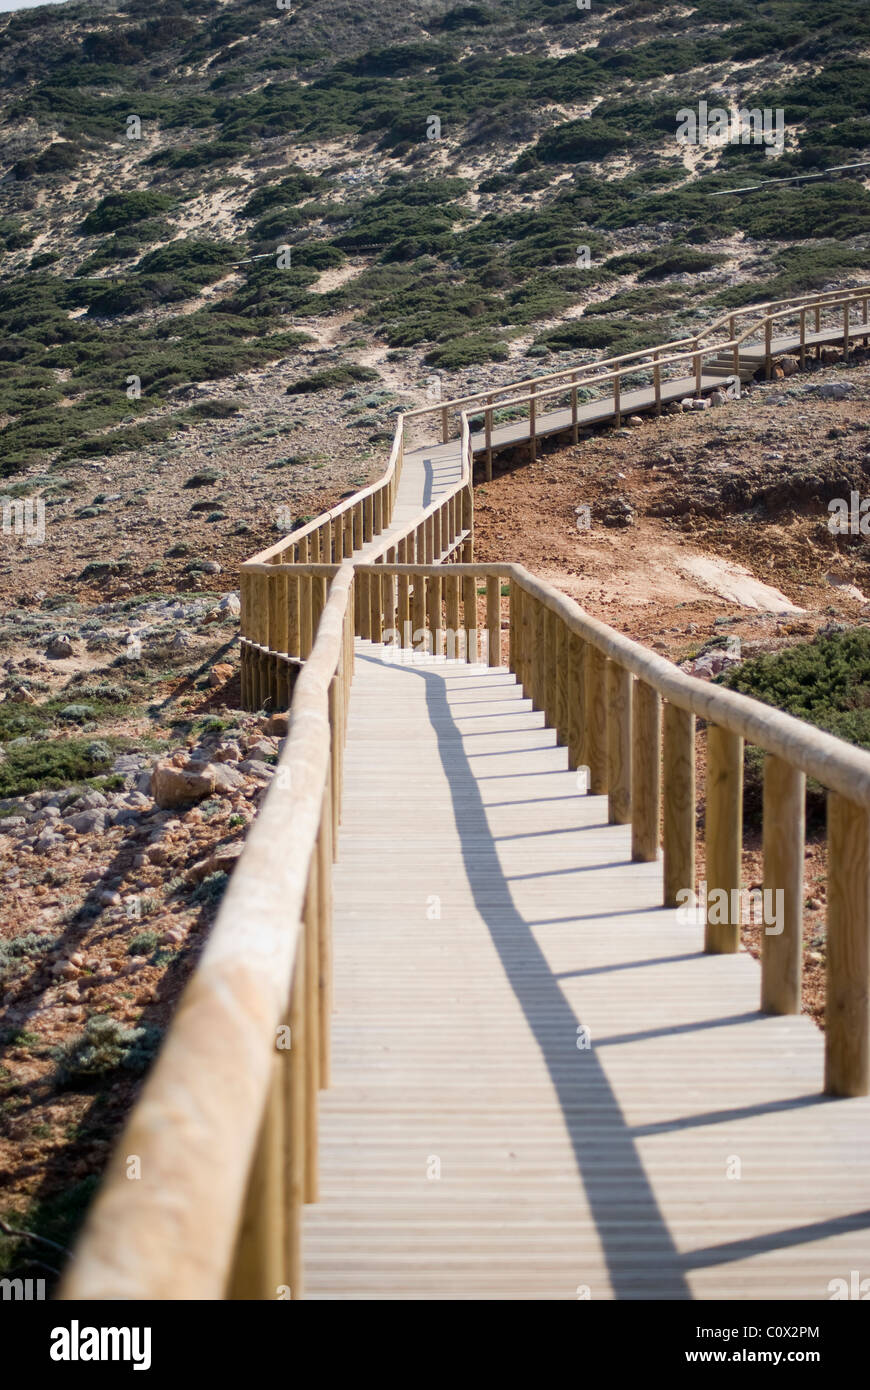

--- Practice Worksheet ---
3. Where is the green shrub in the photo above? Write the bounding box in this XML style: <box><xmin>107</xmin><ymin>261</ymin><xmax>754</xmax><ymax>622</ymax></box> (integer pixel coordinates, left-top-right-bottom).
<box><xmin>13</xmin><ymin>141</ymin><xmax>80</xmax><ymax>180</ymax></box>
<box><xmin>80</xmin><ymin>192</ymin><xmax>175</xmax><ymax>235</ymax></box>
<box><xmin>286</xmin><ymin>365</ymin><xmax>379</xmax><ymax>394</ymax></box>
<box><xmin>54</xmin><ymin>1015</ymin><xmax>162</xmax><ymax>1084</ymax></box>
<box><xmin>718</xmin><ymin>628</ymin><xmax>870</xmax><ymax>823</ymax></box>
<box><xmin>0</xmin><ymin>933</ymin><xmax>61</xmax><ymax>987</ymax></box>
<box><xmin>0</xmin><ymin>738</ymin><xmax>124</xmax><ymax>797</ymax></box>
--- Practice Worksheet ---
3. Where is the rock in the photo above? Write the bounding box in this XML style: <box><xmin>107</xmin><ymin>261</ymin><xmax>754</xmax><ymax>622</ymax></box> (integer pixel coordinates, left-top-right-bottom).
<box><xmin>171</xmin><ymin>630</ymin><xmax>194</xmax><ymax>652</ymax></box>
<box><xmin>803</xmin><ymin>381</ymin><xmax>856</xmax><ymax>401</ymax></box>
<box><xmin>600</xmin><ymin>496</ymin><xmax>634</xmax><ymax>529</ymax></box>
<box><xmin>627</xmin><ymin>414</ymin><xmax>644</xmax><ymax>427</ymax></box>
<box><xmin>777</xmin><ymin>355</ymin><xmax>800</xmax><ymax>377</ymax></box>
<box><xmin>820</xmin><ymin>346</ymin><xmax>841</xmax><ymax>365</ymax></box>
<box><xmin>46</xmin><ymin>633</ymin><xmax>76</xmax><ymax>658</ymax></box>
<box><xmin>237</xmin><ymin>758</ymin><xmax>275</xmax><ymax>779</ymax></box>
<box><xmin>213</xmin><ymin>740</ymin><xmax>243</xmax><ymax>763</ymax></box>
<box><xmin>189</xmin><ymin>840</ymin><xmax>245</xmax><ymax>882</ymax></box>
<box><xmin>691</xmin><ymin>397</ymin><xmax>711</xmax><ymax>410</ymax></box>
<box><xmin>149</xmin><ymin>761</ymin><xmax>216</xmax><ymax>808</ymax></box>
<box><xmin>74</xmin><ymin>790</ymin><xmax>108</xmax><ymax>810</ymax></box>
<box><xmin>245</xmin><ymin>738</ymin><xmax>277</xmax><ymax>760</ymax></box>
<box><xmin>34</xmin><ymin>830</ymin><xmax>62</xmax><ymax>853</ymax></box>
<box><xmin>66</xmin><ymin>809</ymin><xmax>106</xmax><ymax>834</ymax></box>
<box><xmin>265</xmin><ymin>712</ymin><xmax>289</xmax><ymax>736</ymax></box>
<box><xmin>709</xmin><ymin>389</ymin><xmax>728</xmax><ymax>407</ymax></box>
<box><xmin>8</xmin><ymin>686</ymin><xmax>37</xmax><ymax>704</ymax></box>
<box><xmin>219</xmin><ymin>592</ymin><xmax>241</xmax><ymax>616</ymax></box>
<box><xmin>208</xmin><ymin>662</ymin><xmax>234</xmax><ymax>688</ymax></box>
<box><xmin>207</xmin><ymin>762</ymin><xmax>248</xmax><ymax>794</ymax></box>
<box><xmin>201</xmin><ymin>561</ymin><xmax>222</xmax><ymax>575</ymax></box>
<box><xmin>689</xmin><ymin>649</ymin><xmax>742</xmax><ymax>678</ymax></box>
<box><xmin>666</xmin><ymin>401</ymin><xmax>684</xmax><ymax>414</ymax></box>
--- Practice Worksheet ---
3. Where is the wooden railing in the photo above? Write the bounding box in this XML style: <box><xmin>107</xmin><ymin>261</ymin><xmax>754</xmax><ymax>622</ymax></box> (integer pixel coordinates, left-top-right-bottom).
<box><xmin>405</xmin><ymin>284</ymin><xmax>870</xmax><ymax>475</ymax></box>
<box><xmin>247</xmin><ymin>413</ymin><xmax>404</xmax><ymax>571</ymax></box>
<box><xmin>60</xmin><ymin>564</ymin><xmax>356</xmax><ymax>1300</ymax></box>
<box><xmin>240</xmin><ymin>417</ymin><xmax>475</xmax><ymax>710</ymax></box>
<box><xmin>353</xmin><ymin>557</ymin><xmax>870</xmax><ymax>1100</ymax></box>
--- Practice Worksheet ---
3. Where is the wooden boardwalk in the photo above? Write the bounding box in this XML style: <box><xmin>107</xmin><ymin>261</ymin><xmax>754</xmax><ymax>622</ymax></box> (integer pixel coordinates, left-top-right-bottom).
<box><xmin>304</xmin><ymin>644</ymin><xmax>870</xmax><ymax>1299</ymax></box>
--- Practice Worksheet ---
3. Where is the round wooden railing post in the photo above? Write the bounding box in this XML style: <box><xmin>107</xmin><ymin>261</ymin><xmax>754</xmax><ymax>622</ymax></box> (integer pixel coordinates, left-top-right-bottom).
<box><xmin>586</xmin><ymin>644</ymin><xmax>608</xmax><ymax>795</ymax></box>
<box><xmin>567</xmin><ymin>632</ymin><xmax>587</xmax><ymax>775</ymax></box>
<box><xmin>303</xmin><ymin>860</ymin><xmax>320</xmax><ymax>1202</ymax></box>
<box><xmin>369</xmin><ymin>567</ymin><xmax>383</xmax><ymax>644</ymax></box>
<box><xmin>317</xmin><ymin>782</ymin><xmax>333</xmax><ymax>1089</ymax></box>
<box><xmin>631</xmin><ymin>680</ymin><xmax>661</xmax><ymax>861</ymax></box>
<box><xmin>299</xmin><ymin>574</ymin><xmax>314</xmax><ymax>658</ymax></box>
<box><xmin>761</xmin><ymin>756</ymin><xmax>805</xmax><ymax>1015</ymax></box>
<box><xmin>526</xmin><ymin>594</ymin><xmax>540</xmax><ymax>709</ymax></box>
<box><xmin>446</xmin><ymin>574</ymin><xmax>461</xmax><ymax>660</ymax></box>
<box><xmin>428</xmin><ymin>571</ymin><xmax>443</xmax><ymax>659</ymax></box>
<box><xmin>286</xmin><ymin>945</ymin><xmax>306</xmax><ymax>1298</ymax></box>
<box><xmin>662</xmin><ymin>703</ymin><xmax>695</xmax><ymax>908</ymax></box>
<box><xmin>226</xmin><ymin>1057</ymin><xmax>285</xmax><ymax>1300</ymax></box>
<box><xmin>553</xmin><ymin>617</ymin><xmax>570</xmax><ymax>749</ymax></box>
<box><xmin>705</xmin><ymin>725</ymin><xmax>743</xmax><ymax>954</ymax></box>
<box><xmin>509</xmin><ymin>582</ymin><xmax>522</xmax><ymax>683</ymax></box>
<box><xmin>240</xmin><ymin>572</ymin><xmax>252</xmax><ymax>710</ymax></box>
<box><xmin>764</xmin><ymin>318</ymin><xmax>772</xmax><ymax>378</ymax></box>
<box><xmin>485</xmin><ymin>398</ymin><xmax>493</xmax><ymax>480</ymax></box>
<box><xmin>463</xmin><ymin>573</ymin><xmax>478</xmax><ymax>663</ymax></box>
<box><xmin>607</xmin><ymin>662</ymin><xmax>632</xmax><ymax>825</ymax></box>
<box><xmin>397</xmin><ymin>542</ymin><xmax>410</xmax><ymax>648</ymax></box>
<box><xmin>286</xmin><ymin>570</ymin><xmax>300</xmax><ymax>662</ymax></box>
<box><xmin>412</xmin><ymin>570</ymin><xmax>427</xmax><ymax>655</ymax></box>
<box><xmin>825</xmin><ymin>793</ymin><xmax>870</xmax><ymax>1097</ymax></box>
<box><xmin>529</xmin><ymin>390</ymin><xmax>536</xmax><ymax>460</ymax></box>
<box><xmin>613</xmin><ymin>374</ymin><xmax>621</xmax><ymax>427</ymax></box>
<box><xmin>486</xmin><ymin>575</ymin><xmax>501</xmax><ymax>667</ymax></box>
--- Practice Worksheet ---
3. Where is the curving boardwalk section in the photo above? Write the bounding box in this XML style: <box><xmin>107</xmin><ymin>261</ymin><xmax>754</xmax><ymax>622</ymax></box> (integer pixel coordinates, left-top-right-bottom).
<box><xmin>304</xmin><ymin>644</ymin><xmax>870</xmax><ymax>1300</ymax></box>
<box><xmin>59</xmin><ymin>285</ymin><xmax>870</xmax><ymax>1304</ymax></box>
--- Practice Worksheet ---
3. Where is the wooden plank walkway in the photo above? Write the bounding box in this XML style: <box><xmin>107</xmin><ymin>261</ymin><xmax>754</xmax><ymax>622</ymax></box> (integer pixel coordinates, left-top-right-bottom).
<box><xmin>396</xmin><ymin>316</ymin><xmax>870</xmax><ymax>480</ymax></box>
<box><xmin>304</xmin><ymin>643</ymin><xmax>870</xmax><ymax>1299</ymax></box>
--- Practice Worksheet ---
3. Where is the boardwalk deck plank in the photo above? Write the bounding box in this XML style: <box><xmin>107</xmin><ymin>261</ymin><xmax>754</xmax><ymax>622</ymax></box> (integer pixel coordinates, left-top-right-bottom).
<box><xmin>303</xmin><ymin>646</ymin><xmax>870</xmax><ymax>1299</ymax></box>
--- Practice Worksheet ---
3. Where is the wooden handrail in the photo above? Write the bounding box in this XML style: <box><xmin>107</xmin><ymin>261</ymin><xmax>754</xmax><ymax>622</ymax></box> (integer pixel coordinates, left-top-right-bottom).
<box><xmin>467</xmin><ymin>287</ymin><xmax>870</xmax><ymax>417</ymax></box>
<box><xmin>245</xmin><ymin>415</ymin><xmax>404</xmax><ymax>567</ymax></box>
<box><xmin>403</xmin><ymin>283</ymin><xmax>870</xmax><ymax>424</ymax></box>
<box><xmin>60</xmin><ymin>565</ymin><xmax>356</xmax><ymax>1300</ymax></box>
<box><xmin>353</xmin><ymin>557</ymin><xmax>870</xmax><ymax>1097</ymax></box>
